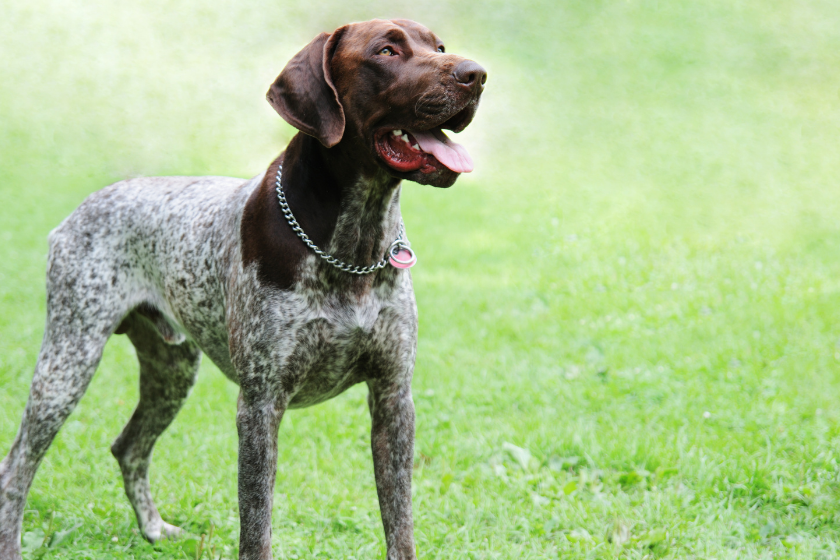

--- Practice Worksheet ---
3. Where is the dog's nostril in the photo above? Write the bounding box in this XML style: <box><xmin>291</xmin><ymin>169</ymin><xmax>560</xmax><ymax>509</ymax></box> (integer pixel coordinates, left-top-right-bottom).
<box><xmin>453</xmin><ymin>60</ymin><xmax>487</xmax><ymax>88</ymax></box>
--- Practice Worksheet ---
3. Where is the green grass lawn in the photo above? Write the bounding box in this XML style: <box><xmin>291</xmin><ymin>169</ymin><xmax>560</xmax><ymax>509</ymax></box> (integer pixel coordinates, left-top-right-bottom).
<box><xmin>2</xmin><ymin>0</ymin><xmax>840</xmax><ymax>558</ymax></box>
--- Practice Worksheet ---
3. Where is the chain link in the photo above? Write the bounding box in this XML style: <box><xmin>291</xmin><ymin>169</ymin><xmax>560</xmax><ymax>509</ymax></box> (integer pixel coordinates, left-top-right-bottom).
<box><xmin>275</xmin><ymin>165</ymin><xmax>409</xmax><ymax>275</ymax></box>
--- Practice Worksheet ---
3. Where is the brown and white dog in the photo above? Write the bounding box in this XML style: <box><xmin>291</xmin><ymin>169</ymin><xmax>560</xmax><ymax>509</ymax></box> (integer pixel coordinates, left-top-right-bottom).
<box><xmin>0</xmin><ymin>18</ymin><xmax>485</xmax><ymax>560</ymax></box>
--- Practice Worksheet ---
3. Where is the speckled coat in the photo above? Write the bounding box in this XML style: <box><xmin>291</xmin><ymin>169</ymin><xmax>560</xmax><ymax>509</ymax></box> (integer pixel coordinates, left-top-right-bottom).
<box><xmin>0</xmin><ymin>17</ymin><xmax>486</xmax><ymax>560</ymax></box>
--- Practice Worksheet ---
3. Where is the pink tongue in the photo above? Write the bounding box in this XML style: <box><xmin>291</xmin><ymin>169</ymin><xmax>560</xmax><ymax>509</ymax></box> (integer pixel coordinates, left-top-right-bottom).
<box><xmin>410</xmin><ymin>129</ymin><xmax>474</xmax><ymax>173</ymax></box>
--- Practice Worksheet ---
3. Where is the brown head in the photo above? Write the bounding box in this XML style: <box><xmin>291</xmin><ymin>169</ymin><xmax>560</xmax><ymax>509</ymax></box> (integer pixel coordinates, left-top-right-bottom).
<box><xmin>267</xmin><ymin>19</ymin><xmax>487</xmax><ymax>188</ymax></box>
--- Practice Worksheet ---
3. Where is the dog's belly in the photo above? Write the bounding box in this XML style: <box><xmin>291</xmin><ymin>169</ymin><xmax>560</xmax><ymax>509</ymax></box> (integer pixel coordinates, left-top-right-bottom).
<box><xmin>125</xmin><ymin>175</ymin><xmax>259</xmax><ymax>383</ymax></box>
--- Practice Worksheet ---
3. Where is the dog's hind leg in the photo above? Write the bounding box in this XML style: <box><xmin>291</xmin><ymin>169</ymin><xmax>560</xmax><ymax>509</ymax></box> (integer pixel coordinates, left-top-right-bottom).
<box><xmin>110</xmin><ymin>310</ymin><xmax>201</xmax><ymax>543</ymax></box>
<box><xmin>0</xmin><ymin>290</ymin><xmax>115</xmax><ymax>558</ymax></box>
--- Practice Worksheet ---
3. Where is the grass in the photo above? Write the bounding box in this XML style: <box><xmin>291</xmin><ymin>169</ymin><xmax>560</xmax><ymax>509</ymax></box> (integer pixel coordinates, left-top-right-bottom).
<box><xmin>2</xmin><ymin>0</ymin><xmax>840</xmax><ymax>558</ymax></box>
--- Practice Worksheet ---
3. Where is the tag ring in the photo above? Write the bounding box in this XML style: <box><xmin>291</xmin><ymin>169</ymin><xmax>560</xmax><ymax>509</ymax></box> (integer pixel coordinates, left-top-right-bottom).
<box><xmin>388</xmin><ymin>242</ymin><xmax>417</xmax><ymax>268</ymax></box>
<box><xmin>389</xmin><ymin>244</ymin><xmax>415</xmax><ymax>265</ymax></box>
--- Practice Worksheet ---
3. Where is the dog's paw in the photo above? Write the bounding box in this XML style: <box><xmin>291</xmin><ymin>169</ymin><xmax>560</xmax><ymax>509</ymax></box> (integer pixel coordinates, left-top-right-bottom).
<box><xmin>160</xmin><ymin>522</ymin><xmax>183</xmax><ymax>540</ymax></box>
<box><xmin>143</xmin><ymin>520</ymin><xmax>183</xmax><ymax>543</ymax></box>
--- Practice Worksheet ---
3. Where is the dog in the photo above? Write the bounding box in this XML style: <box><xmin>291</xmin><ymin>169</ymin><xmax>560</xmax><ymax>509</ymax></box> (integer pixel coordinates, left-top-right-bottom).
<box><xmin>0</xmin><ymin>18</ymin><xmax>486</xmax><ymax>560</ymax></box>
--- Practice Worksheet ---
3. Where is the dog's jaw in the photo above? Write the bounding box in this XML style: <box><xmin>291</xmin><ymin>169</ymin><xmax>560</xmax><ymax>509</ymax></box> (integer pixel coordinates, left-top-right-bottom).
<box><xmin>327</xmin><ymin>19</ymin><xmax>485</xmax><ymax>188</ymax></box>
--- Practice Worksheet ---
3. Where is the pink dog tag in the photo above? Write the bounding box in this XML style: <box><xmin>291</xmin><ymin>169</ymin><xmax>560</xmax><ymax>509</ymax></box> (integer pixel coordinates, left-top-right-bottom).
<box><xmin>389</xmin><ymin>247</ymin><xmax>417</xmax><ymax>269</ymax></box>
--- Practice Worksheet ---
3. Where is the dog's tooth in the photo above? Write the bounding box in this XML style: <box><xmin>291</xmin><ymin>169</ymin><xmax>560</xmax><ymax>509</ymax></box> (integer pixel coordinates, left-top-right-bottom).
<box><xmin>392</xmin><ymin>129</ymin><xmax>402</xmax><ymax>136</ymax></box>
<box><xmin>401</xmin><ymin>134</ymin><xmax>409</xmax><ymax>143</ymax></box>
<box><xmin>412</xmin><ymin>144</ymin><xmax>420</xmax><ymax>150</ymax></box>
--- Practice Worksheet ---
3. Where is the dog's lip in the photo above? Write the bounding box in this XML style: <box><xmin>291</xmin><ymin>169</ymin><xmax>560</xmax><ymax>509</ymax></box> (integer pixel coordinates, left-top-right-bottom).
<box><xmin>437</xmin><ymin>103</ymin><xmax>476</xmax><ymax>133</ymax></box>
<box><xmin>374</xmin><ymin>129</ymin><xmax>440</xmax><ymax>174</ymax></box>
<box><xmin>420</xmin><ymin>94</ymin><xmax>479</xmax><ymax>134</ymax></box>
<box><xmin>372</xmin><ymin>93</ymin><xmax>480</xmax><ymax>174</ymax></box>
<box><xmin>374</xmin><ymin>127</ymin><xmax>473</xmax><ymax>174</ymax></box>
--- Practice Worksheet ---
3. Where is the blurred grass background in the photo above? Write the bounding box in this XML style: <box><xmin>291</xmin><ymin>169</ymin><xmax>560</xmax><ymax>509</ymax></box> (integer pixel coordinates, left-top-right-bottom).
<box><xmin>2</xmin><ymin>0</ymin><xmax>840</xmax><ymax>558</ymax></box>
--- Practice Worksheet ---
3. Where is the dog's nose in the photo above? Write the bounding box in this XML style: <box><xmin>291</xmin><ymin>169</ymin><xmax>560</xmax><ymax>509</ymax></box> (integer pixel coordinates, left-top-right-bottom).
<box><xmin>453</xmin><ymin>60</ymin><xmax>487</xmax><ymax>89</ymax></box>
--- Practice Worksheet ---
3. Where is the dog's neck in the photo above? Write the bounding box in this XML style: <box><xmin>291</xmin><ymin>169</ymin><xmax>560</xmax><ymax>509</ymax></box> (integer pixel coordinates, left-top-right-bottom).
<box><xmin>278</xmin><ymin>133</ymin><xmax>404</xmax><ymax>290</ymax></box>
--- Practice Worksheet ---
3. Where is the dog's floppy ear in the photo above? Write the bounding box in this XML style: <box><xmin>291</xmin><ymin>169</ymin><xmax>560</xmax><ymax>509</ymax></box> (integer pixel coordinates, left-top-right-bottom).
<box><xmin>266</xmin><ymin>27</ymin><xmax>347</xmax><ymax>148</ymax></box>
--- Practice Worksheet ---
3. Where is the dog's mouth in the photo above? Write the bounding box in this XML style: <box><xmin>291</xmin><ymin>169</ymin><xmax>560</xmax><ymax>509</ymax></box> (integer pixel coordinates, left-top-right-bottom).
<box><xmin>375</xmin><ymin>127</ymin><xmax>473</xmax><ymax>175</ymax></box>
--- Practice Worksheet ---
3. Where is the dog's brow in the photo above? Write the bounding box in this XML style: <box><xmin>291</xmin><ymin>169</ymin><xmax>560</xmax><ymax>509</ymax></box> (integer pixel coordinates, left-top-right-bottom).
<box><xmin>383</xmin><ymin>28</ymin><xmax>409</xmax><ymax>45</ymax></box>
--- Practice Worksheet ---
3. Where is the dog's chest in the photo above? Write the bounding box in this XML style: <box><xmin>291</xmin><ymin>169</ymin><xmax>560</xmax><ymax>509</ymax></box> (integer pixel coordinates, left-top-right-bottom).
<box><xmin>278</xmin><ymin>290</ymin><xmax>414</xmax><ymax>408</ymax></box>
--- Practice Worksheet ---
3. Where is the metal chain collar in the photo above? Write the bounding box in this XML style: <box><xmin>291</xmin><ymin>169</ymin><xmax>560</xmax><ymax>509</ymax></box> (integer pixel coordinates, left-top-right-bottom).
<box><xmin>275</xmin><ymin>165</ymin><xmax>411</xmax><ymax>275</ymax></box>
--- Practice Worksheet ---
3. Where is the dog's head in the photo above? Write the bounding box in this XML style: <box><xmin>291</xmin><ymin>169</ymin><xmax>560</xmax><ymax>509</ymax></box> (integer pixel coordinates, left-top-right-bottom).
<box><xmin>267</xmin><ymin>19</ymin><xmax>486</xmax><ymax>188</ymax></box>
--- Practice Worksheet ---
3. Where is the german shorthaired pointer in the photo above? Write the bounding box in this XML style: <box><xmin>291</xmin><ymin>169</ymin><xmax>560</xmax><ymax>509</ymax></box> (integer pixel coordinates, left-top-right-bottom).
<box><xmin>0</xmin><ymin>18</ymin><xmax>486</xmax><ymax>560</ymax></box>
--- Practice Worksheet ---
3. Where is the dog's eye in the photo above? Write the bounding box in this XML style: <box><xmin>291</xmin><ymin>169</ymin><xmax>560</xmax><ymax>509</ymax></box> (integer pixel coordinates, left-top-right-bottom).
<box><xmin>437</xmin><ymin>45</ymin><xmax>445</xmax><ymax>53</ymax></box>
<box><xmin>378</xmin><ymin>47</ymin><xmax>396</xmax><ymax>56</ymax></box>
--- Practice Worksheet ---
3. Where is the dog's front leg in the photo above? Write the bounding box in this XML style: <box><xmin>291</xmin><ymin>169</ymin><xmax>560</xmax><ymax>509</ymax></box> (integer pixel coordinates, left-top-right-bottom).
<box><xmin>368</xmin><ymin>380</ymin><xmax>416</xmax><ymax>560</ymax></box>
<box><xmin>236</xmin><ymin>391</ymin><xmax>285</xmax><ymax>560</ymax></box>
